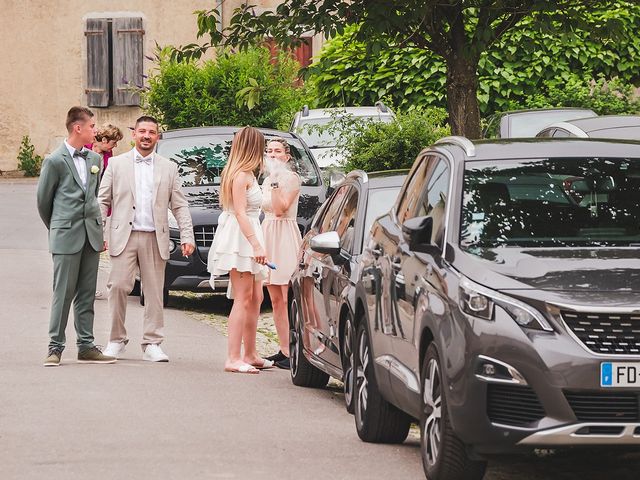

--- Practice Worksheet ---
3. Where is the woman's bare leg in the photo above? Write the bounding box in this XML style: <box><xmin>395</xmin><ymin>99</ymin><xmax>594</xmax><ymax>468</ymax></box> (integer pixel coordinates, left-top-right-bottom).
<box><xmin>226</xmin><ymin>270</ymin><xmax>257</xmax><ymax>371</ymax></box>
<box><xmin>242</xmin><ymin>279</ymin><xmax>264</xmax><ymax>363</ymax></box>
<box><xmin>266</xmin><ymin>284</ymin><xmax>290</xmax><ymax>357</ymax></box>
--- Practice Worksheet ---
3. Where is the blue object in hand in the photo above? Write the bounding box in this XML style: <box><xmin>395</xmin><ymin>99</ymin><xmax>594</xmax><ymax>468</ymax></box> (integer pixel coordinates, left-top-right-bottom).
<box><xmin>266</xmin><ymin>262</ymin><xmax>277</xmax><ymax>270</ymax></box>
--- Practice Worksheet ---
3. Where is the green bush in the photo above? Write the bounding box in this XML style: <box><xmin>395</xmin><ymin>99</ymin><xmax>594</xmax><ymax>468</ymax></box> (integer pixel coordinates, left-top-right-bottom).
<box><xmin>17</xmin><ymin>135</ymin><xmax>43</xmax><ymax>177</ymax></box>
<box><xmin>339</xmin><ymin>109</ymin><xmax>450</xmax><ymax>172</ymax></box>
<box><xmin>143</xmin><ymin>47</ymin><xmax>307</xmax><ymax>130</ymax></box>
<box><xmin>308</xmin><ymin>1</ymin><xmax>640</xmax><ymax>117</ymax></box>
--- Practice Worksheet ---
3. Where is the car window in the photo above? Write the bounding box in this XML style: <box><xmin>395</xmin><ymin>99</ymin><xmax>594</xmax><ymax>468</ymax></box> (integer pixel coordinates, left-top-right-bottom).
<box><xmin>364</xmin><ymin>187</ymin><xmax>403</xmax><ymax>236</ymax></box>
<box><xmin>396</xmin><ymin>156</ymin><xmax>430</xmax><ymax>223</ymax></box>
<box><xmin>552</xmin><ymin>129</ymin><xmax>571</xmax><ymax>138</ymax></box>
<box><xmin>335</xmin><ymin>188</ymin><xmax>359</xmax><ymax>252</ymax></box>
<box><xmin>461</xmin><ymin>157</ymin><xmax>640</xmax><ymax>249</ymax></box>
<box><xmin>318</xmin><ymin>185</ymin><xmax>350</xmax><ymax>233</ymax></box>
<box><xmin>157</xmin><ymin>133</ymin><xmax>320</xmax><ymax>187</ymax></box>
<box><xmin>415</xmin><ymin>158</ymin><xmax>450</xmax><ymax>248</ymax></box>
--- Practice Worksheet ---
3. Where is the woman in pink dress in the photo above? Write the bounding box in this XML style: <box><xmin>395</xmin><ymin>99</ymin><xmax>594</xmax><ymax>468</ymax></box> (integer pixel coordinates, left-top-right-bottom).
<box><xmin>85</xmin><ymin>123</ymin><xmax>123</xmax><ymax>177</ymax></box>
<box><xmin>261</xmin><ymin>138</ymin><xmax>303</xmax><ymax>369</ymax></box>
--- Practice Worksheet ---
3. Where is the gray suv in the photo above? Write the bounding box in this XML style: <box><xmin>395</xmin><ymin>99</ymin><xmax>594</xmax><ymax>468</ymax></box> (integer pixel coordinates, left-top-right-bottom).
<box><xmin>354</xmin><ymin>136</ymin><xmax>640</xmax><ymax>480</ymax></box>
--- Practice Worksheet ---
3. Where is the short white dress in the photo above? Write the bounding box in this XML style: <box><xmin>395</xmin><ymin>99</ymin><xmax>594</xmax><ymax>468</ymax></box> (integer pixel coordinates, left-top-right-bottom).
<box><xmin>207</xmin><ymin>179</ymin><xmax>268</xmax><ymax>298</ymax></box>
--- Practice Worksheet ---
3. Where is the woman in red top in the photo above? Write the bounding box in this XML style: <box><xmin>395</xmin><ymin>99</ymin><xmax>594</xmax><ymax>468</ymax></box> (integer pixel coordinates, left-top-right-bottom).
<box><xmin>85</xmin><ymin>123</ymin><xmax>123</xmax><ymax>177</ymax></box>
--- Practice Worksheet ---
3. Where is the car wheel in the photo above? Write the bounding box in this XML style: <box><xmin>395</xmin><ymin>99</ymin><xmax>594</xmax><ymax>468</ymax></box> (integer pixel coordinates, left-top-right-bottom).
<box><xmin>354</xmin><ymin>321</ymin><xmax>411</xmax><ymax>443</ymax></box>
<box><xmin>421</xmin><ymin>344</ymin><xmax>486</xmax><ymax>480</ymax></box>
<box><xmin>290</xmin><ymin>297</ymin><xmax>330</xmax><ymax>388</ymax></box>
<box><xmin>341</xmin><ymin>313</ymin><xmax>356</xmax><ymax>414</ymax></box>
<box><xmin>139</xmin><ymin>288</ymin><xmax>169</xmax><ymax>307</ymax></box>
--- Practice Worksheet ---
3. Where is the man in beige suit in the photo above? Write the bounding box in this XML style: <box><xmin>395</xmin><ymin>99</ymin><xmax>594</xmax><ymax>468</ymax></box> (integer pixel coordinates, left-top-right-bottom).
<box><xmin>98</xmin><ymin>116</ymin><xmax>195</xmax><ymax>362</ymax></box>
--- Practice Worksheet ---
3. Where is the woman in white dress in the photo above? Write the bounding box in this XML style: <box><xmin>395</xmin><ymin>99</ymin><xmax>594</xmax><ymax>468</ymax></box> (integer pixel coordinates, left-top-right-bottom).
<box><xmin>207</xmin><ymin>127</ymin><xmax>273</xmax><ymax>374</ymax></box>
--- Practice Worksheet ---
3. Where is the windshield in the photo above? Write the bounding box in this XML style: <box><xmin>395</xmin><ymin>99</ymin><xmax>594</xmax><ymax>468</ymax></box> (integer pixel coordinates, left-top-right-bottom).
<box><xmin>156</xmin><ymin>133</ymin><xmax>320</xmax><ymax>187</ymax></box>
<box><xmin>365</xmin><ymin>187</ymin><xmax>402</xmax><ymax>234</ymax></box>
<box><xmin>461</xmin><ymin>157</ymin><xmax>640</xmax><ymax>249</ymax></box>
<box><xmin>297</xmin><ymin>115</ymin><xmax>394</xmax><ymax>148</ymax></box>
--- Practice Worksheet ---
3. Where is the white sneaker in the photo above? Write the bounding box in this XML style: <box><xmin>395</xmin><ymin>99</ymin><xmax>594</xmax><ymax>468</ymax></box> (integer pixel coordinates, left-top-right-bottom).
<box><xmin>143</xmin><ymin>344</ymin><xmax>169</xmax><ymax>362</ymax></box>
<box><xmin>102</xmin><ymin>342</ymin><xmax>126</xmax><ymax>358</ymax></box>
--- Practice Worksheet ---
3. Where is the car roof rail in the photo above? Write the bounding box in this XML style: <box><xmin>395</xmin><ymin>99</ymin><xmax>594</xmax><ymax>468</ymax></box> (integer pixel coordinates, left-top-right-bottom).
<box><xmin>302</xmin><ymin>105</ymin><xmax>309</xmax><ymax>117</ymax></box>
<box><xmin>347</xmin><ymin>169</ymin><xmax>368</xmax><ymax>183</ymax></box>
<box><xmin>375</xmin><ymin>101</ymin><xmax>389</xmax><ymax>113</ymax></box>
<box><xmin>434</xmin><ymin>136</ymin><xmax>476</xmax><ymax>157</ymax></box>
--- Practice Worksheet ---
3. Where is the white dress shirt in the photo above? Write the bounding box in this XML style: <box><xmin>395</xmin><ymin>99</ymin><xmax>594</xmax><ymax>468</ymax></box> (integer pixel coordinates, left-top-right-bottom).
<box><xmin>64</xmin><ymin>140</ymin><xmax>87</xmax><ymax>189</ymax></box>
<box><xmin>132</xmin><ymin>148</ymin><xmax>156</xmax><ymax>232</ymax></box>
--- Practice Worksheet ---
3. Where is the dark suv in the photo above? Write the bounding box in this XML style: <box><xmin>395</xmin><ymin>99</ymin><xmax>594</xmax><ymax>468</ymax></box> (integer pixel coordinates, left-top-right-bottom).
<box><xmin>354</xmin><ymin>136</ymin><xmax>640</xmax><ymax>480</ymax></box>
<box><xmin>154</xmin><ymin>127</ymin><xmax>325</xmax><ymax>302</ymax></box>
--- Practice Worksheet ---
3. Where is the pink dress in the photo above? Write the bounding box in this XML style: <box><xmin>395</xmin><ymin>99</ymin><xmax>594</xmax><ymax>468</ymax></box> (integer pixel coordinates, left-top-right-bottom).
<box><xmin>261</xmin><ymin>171</ymin><xmax>302</xmax><ymax>285</ymax></box>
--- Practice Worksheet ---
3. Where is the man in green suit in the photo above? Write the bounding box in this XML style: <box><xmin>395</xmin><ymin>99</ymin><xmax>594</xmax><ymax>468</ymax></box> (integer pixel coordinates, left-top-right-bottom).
<box><xmin>37</xmin><ymin>106</ymin><xmax>116</xmax><ymax>366</ymax></box>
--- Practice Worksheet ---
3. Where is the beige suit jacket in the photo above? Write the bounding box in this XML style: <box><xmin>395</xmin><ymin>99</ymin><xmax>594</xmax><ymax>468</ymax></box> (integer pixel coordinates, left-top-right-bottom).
<box><xmin>98</xmin><ymin>150</ymin><xmax>194</xmax><ymax>260</ymax></box>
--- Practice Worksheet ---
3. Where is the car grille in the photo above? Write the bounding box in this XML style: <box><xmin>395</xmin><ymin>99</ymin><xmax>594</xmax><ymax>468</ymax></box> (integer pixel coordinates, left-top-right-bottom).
<box><xmin>564</xmin><ymin>391</ymin><xmax>639</xmax><ymax>422</ymax></box>
<box><xmin>194</xmin><ymin>225</ymin><xmax>215</xmax><ymax>248</ymax></box>
<box><xmin>487</xmin><ymin>384</ymin><xmax>545</xmax><ymax>427</ymax></box>
<box><xmin>561</xmin><ymin>311</ymin><xmax>640</xmax><ymax>355</ymax></box>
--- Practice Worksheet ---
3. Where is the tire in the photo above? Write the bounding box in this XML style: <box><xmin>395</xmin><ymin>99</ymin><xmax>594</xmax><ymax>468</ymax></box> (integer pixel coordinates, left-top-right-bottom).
<box><xmin>341</xmin><ymin>313</ymin><xmax>356</xmax><ymax>414</ymax></box>
<box><xmin>354</xmin><ymin>321</ymin><xmax>411</xmax><ymax>443</ymax></box>
<box><xmin>140</xmin><ymin>288</ymin><xmax>169</xmax><ymax>307</ymax></box>
<box><xmin>289</xmin><ymin>297</ymin><xmax>330</xmax><ymax>388</ymax></box>
<box><xmin>421</xmin><ymin>344</ymin><xmax>487</xmax><ymax>480</ymax></box>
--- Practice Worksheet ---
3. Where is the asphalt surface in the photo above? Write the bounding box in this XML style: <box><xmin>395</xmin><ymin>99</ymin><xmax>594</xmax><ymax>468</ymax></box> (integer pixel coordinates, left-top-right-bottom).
<box><xmin>2</xmin><ymin>180</ymin><xmax>639</xmax><ymax>480</ymax></box>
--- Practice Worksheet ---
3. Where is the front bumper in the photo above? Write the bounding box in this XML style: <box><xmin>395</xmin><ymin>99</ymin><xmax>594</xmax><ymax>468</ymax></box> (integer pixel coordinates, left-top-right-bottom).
<box><xmin>442</xmin><ymin>305</ymin><xmax>640</xmax><ymax>454</ymax></box>
<box><xmin>164</xmin><ymin>234</ymin><xmax>228</xmax><ymax>292</ymax></box>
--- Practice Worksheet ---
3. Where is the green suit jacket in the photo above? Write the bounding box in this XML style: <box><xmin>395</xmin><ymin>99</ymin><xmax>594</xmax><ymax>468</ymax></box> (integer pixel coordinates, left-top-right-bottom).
<box><xmin>36</xmin><ymin>143</ymin><xmax>104</xmax><ymax>254</ymax></box>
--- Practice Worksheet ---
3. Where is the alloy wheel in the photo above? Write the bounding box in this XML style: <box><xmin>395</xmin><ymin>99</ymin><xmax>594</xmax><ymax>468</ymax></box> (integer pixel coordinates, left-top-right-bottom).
<box><xmin>290</xmin><ymin>299</ymin><xmax>301</xmax><ymax>378</ymax></box>
<box><xmin>355</xmin><ymin>327</ymin><xmax>370</xmax><ymax>427</ymax></box>
<box><xmin>423</xmin><ymin>358</ymin><xmax>443</xmax><ymax>467</ymax></box>
<box><xmin>343</xmin><ymin>317</ymin><xmax>355</xmax><ymax>409</ymax></box>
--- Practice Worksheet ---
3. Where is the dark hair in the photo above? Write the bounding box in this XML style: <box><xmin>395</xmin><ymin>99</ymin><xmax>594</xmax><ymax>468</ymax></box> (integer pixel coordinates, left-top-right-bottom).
<box><xmin>65</xmin><ymin>106</ymin><xmax>94</xmax><ymax>132</ymax></box>
<box><xmin>135</xmin><ymin>115</ymin><xmax>159</xmax><ymax>127</ymax></box>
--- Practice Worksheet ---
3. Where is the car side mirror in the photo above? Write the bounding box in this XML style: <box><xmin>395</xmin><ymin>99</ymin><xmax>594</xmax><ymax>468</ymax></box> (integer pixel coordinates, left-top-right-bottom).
<box><xmin>402</xmin><ymin>216</ymin><xmax>437</xmax><ymax>253</ymax></box>
<box><xmin>310</xmin><ymin>231</ymin><xmax>341</xmax><ymax>255</ymax></box>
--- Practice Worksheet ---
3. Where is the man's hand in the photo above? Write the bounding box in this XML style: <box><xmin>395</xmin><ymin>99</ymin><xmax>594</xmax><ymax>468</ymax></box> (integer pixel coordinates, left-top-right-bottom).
<box><xmin>103</xmin><ymin>241</ymin><xmax>108</xmax><ymax>252</ymax></box>
<box><xmin>181</xmin><ymin>243</ymin><xmax>195</xmax><ymax>257</ymax></box>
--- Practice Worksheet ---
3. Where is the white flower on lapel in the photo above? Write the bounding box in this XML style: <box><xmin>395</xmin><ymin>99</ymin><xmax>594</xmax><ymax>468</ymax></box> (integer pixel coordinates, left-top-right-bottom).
<box><xmin>90</xmin><ymin>165</ymin><xmax>100</xmax><ymax>175</ymax></box>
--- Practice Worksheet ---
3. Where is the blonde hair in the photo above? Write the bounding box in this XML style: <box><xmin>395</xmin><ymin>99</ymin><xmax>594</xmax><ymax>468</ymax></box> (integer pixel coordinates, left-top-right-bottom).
<box><xmin>96</xmin><ymin>124</ymin><xmax>123</xmax><ymax>142</ymax></box>
<box><xmin>220</xmin><ymin>127</ymin><xmax>265</xmax><ymax>210</ymax></box>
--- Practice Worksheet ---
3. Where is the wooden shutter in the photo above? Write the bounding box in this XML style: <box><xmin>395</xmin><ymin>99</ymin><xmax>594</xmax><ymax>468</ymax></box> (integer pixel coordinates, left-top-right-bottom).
<box><xmin>112</xmin><ymin>17</ymin><xmax>144</xmax><ymax>106</ymax></box>
<box><xmin>293</xmin><ymin>37</ymin><xmax>313</xmax><ymax>68</ymax></box>
<box><xmin>85</xmin><ymin>18</ymin><xmax>109</xmax><ymax>107</ymax></box>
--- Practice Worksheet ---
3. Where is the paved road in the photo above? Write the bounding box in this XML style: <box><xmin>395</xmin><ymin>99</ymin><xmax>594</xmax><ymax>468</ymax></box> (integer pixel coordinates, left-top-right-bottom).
<box><xmin>2</xmin><ymin>181</ymin><xmax>639</xmax><ymax>480</ymax></box>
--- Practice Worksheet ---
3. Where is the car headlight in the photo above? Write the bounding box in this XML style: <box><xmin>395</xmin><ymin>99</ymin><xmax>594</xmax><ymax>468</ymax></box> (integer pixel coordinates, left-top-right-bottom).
<box><xmin>459</xmin><ymin>277</ymin><xmax>553</xmax><ymax>332</ymax></box>
<box><xmin>168</xmin><ymin>209</ymin><xmax>178</xmax><ymax>229</ymax></box>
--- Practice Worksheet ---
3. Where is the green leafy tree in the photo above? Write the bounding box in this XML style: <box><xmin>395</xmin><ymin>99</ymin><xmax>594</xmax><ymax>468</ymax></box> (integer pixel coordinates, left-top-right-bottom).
<box><xmin>308</xmin><ymin>1</ymin><xmax>640</xmax><ymax>117</ymax></box>
<box><xmin>143</xmin><ymin>47</ymin><xmax>305</xmax><ymax>130</ymax></box>
<box><xmin>170</xmin><ymin>0</ymin><xmax>622</xmax><ymax>138</ymax></box>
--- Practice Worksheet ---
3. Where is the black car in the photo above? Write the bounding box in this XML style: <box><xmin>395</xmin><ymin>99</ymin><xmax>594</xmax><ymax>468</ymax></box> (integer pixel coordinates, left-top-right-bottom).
<box><xmin>148</xmin><ymin>126</ymin><xmax>326</xmax><ymax>304</ymax></box>
<box><xmin>288</xmin><ymin>170</ymin><xmax>406</xmax><ymax>412</ymax></box>
<box><xmin>537</xmin><ymin>114</ymin><xmax>640</xmax><ymax>140</ymax></box>
<box><xmin>353</xmin><ymin>136</ymin><xmax>640</xmax><ymax>480</ymax></box>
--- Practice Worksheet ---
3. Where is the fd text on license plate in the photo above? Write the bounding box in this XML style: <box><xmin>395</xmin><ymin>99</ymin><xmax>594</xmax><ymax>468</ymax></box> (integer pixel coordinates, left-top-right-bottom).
<box><xmin>601</xmin><ymin>362</ymin><xmax>640</xmax><ymax>387</ymax></box>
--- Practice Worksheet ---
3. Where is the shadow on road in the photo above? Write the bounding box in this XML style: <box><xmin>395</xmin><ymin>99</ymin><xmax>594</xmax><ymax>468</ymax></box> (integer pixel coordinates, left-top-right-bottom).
<box><xmin>486</xmin><ymin>449</ymin><xmax>640</xmax><ymax>480</ymax></box>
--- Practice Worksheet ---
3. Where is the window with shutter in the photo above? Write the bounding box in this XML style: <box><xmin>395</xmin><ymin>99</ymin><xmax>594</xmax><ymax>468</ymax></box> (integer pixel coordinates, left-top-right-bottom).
<box><xmin>112</xmin><ymin>17</ymin><xmax>144</xmax><ymax>106</ymax></box>
<box><xmin>85</xmin><ymin>18</ymin><xmax>109</xmax><ymax>107</ymax></box>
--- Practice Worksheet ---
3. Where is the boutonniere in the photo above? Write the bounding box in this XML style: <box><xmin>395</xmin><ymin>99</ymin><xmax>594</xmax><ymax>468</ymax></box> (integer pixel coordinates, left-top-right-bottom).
<box><xmin>90</xmin><ymin>165</ymin><xmax>100</xmax><ymax>175</ymax></box>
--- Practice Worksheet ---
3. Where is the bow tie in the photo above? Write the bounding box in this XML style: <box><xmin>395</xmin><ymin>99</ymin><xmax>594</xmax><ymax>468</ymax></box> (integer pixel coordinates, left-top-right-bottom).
<box><xmin>74</xmin><ymin>149</ymin><xmax>89</xmax><ymax>159</ymax></box>
<box><xmin>135</xmin><ymin>154</ymin><xmax>153</xmax><ymax>165</ymax></box>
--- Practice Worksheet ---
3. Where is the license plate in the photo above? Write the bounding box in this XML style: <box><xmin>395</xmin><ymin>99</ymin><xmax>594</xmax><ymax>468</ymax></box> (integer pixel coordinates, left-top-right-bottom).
<box><xmin>601</xmin><ymin>362</ymin><xmax>640</xmax><ymax>387</ymax></box>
